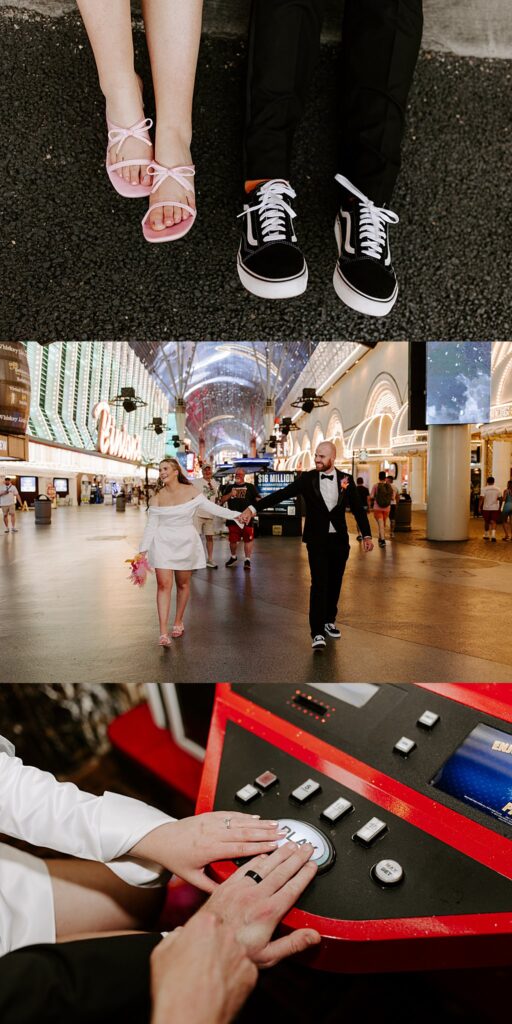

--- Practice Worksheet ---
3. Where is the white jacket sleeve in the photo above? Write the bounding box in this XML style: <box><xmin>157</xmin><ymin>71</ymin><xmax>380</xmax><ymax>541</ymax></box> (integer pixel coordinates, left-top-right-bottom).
<box><xmin>140</xmin><ymin>509</ymin><xmax>158</xmax><ymax>552</ymax></box>
<box><xmin>199</xmin><ymin>495</ymin><xmax>240</xmax><ymax>520</ymax></box>
<box><xmin>0</xmin><ymin>752</ymin><xmax>175</xmax><ymax>885</ymax></box>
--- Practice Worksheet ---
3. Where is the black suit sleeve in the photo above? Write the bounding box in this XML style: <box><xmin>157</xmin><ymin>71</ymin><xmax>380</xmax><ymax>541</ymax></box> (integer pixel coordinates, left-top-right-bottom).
<box><xmin>345</xmin><ymin>477</ymin><xmax>372</xmax><ymax>537</ymax></box>
<box><xmin>0</xmin><ymin>933</ymin><xmax>161</xmax><ymax>1024</ymax></box>
<box><xmin>253</xmin><ymin>475</ymin><xmax>304</xmax><ymax>511</ymax></box>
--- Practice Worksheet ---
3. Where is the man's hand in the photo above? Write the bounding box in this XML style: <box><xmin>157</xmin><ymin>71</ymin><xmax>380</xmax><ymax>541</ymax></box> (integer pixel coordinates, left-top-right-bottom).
<box><xmin>362</xmin><ymin>538</ymin><xmax>374</xmax><ymax>552</ymax></box>
<box><xmin>151</xmin><ymin>912</ymin><xmax>257</xmax><ymax>1024</ymax></box>
<box><xmin>199</xmin><ymin>840</ymin><xmax>321</xmax><ymax>968</ymax></box>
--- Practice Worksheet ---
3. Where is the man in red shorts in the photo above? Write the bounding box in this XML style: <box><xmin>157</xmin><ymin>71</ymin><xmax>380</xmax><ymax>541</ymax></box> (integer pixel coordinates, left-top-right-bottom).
<box><xmin>218</xmin><ymin>468</ymin><xmax>261</xmax><ymax>571</ymax></box>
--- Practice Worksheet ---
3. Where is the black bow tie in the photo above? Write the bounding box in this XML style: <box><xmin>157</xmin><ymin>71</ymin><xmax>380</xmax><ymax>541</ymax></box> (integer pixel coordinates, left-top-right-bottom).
<box><xmin>321</xmin><ymin>474</ymin><xmax>334</xmax><ymax>480</ymax></box>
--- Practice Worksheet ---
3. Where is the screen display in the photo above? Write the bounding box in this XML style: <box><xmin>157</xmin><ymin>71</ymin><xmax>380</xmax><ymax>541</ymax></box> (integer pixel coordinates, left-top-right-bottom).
<box><xmin>311</xmin><ymin>684</ymin><xmax>379</xmax><ymax>708</ymax></box>
<box><xmin>256</xmin><ymin>472</ymin><xmax>296</xmax><ymax>514</ymax></box>
<box><xmin>432</xmin><ymin>723</ymin><xmax>512</xmax><ymax>828</ymax></box>
<box><xmin>426</xmin><ymin>342</ymin><xmax>491</xmax><ymax>425</ymax></box>
<box><xmin>19</xmin><ymin>476</ymin><xmax>36</xmax><ymax>492</ymax></box>
<box><xmin>53</xmin><ymin>478</ymin><xmax>69</xmax><ymax>493</ymax></box>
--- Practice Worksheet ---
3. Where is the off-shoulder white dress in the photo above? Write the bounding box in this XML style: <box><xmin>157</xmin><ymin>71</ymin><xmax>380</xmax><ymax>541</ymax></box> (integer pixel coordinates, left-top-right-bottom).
<box><xmin>0</xmin><ymin>737</ymin><xmax>174</xmax><ymax>955</ymax></box>
<box><xmin>140</xmin><ymin>493</ymin><xmax>240</xmax><ymax>570</ymax></box>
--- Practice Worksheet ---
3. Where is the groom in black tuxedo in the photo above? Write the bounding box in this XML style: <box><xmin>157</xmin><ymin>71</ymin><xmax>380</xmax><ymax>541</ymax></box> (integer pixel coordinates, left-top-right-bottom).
<box><xmin>241</xmin><ymin>441</ymin><xmax>373</xmax><ymax>648</ymax></box>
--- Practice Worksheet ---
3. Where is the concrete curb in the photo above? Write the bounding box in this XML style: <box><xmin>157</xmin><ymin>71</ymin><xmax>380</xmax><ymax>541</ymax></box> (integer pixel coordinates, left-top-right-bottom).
<box><xmin>1</xmin><ymin>0</ymin><xmax>512</xmax><ymax>59</ymax></box>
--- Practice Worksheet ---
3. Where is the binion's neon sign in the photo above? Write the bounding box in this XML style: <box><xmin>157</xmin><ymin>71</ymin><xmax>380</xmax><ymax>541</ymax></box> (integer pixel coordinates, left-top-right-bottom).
<box><xmin>92</xmin><ymin>401</ymin><xmax>142</xmax><ymax>462</ymax></box>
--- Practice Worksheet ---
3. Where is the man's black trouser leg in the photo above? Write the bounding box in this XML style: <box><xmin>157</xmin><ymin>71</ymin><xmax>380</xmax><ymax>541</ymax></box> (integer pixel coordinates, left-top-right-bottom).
<box><xmin>339</xmin><ymin>0</ymin><xmax>423</xmax><ymax>204</ymax></box>
<box><xmin>245</xmin><ymin>0</ymin><xmax>325</xmax><ymax>180</ymax></box>
<box><xmin>307</xmin><ymin>536</ymin><xmax>349</xmax><ymax>637</ymax></box>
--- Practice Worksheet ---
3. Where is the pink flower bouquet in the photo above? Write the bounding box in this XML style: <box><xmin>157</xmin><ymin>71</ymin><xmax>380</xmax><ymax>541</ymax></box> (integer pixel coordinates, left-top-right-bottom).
<box><xmin>126</xmin><ymin>552</ymin><xmax>153</xmax><ymax>588</ymax></box>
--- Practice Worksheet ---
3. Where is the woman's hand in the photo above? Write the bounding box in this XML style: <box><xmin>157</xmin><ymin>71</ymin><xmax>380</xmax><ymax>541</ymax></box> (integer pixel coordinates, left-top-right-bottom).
<box><xmin>130</xmin><ymin>812</ymin><xmax>286</xmax><ymax>892</ymax></box>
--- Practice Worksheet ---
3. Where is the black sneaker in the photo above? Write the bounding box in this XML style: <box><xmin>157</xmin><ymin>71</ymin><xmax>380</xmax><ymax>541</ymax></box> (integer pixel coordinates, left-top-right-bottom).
<box><xmin>311</xmin><ymin>634</ymin><xmax>326</xmax><ymax>651</ymax></box>
<box><xmin>333</xmin><ymin>174</ymin><xmax>399</xmax><ymax>317</ymax></box>
<box><xmin>244</xmin><ymin>558</ymin><xmax>251</xmax><ymax>571</ymax></box>
<box><xmin>324</xmin><ymin>623</ymin><xmax>341</xmax><ymax>639</ymax></box>
<box><xmin>378</xmin><ymin>538</ymin><xmax>386</xmax><ymax>548</ymax></box>
<box><xmin>225</xmin><ymin>556</ymin><xmax>238</xmax><ymax>567</ymax></box>
<box><xmin>237</xmin><ymin>179</ymin><xmax>308</xmax><ymax>299</ymax></box>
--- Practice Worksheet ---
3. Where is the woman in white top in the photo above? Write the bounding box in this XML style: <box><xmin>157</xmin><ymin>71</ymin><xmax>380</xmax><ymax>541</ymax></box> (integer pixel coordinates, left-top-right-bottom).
<box><xmin>140</xmin><ymin>458</ymin><xmax>243</xmax><ymax>645</ymax></box>
<box><xmin>0</xmin><ymin>735</ymin><xmax>283</xmax><ymax>956</ymax></box>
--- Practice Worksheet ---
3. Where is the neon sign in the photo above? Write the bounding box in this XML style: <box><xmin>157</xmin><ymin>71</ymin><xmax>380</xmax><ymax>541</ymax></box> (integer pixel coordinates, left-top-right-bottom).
<box><xmin>92</xmin><ymin>401</ymin><xmax>142</xmax><ymax>462</ymax></box>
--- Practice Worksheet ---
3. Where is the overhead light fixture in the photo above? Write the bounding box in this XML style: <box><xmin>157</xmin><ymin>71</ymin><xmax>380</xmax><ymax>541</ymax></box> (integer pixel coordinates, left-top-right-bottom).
<box><xmin>290</xmin><ymin>387</ymin><xmax>329</xmax><ymax>415</ymax></box>
<box><xmin>280</xmin><ymin>416</ymin><xmax>298</xmax><ymax>436</ymax></box>
<box><xmin>145</xmin><ymin>417</ymin><xmax>164</xmax><ymax>436</ymax></box>
<box><xmin>110</xmin><ymin>387</ymin><xmax>147</xmax><ymax>414</ymax></box>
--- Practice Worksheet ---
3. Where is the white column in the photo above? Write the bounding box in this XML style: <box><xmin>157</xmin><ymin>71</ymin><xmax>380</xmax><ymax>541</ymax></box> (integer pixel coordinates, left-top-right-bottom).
<box><xmin>492</xmin><ymin>440</ymin><xmax>512</xmax><ymax>488</ymax></box>
<box><xmin>263</xmin><ymin>400</ymin><xmax>275</xmax><ymax>442</ymax></box>
<box><xmin>410</xmin><ymin>455</ymin><xmax>426</xmax><ymax>509</ymax></box>
<box><xmin>175</xmin><ymin>399</ymin><xmax>186</xmax><ymax>450</ymax></box>
<box><xmin>427</xmin><ymin>425</ymin><xmax>471</xmax><ymax>540</ymax></box>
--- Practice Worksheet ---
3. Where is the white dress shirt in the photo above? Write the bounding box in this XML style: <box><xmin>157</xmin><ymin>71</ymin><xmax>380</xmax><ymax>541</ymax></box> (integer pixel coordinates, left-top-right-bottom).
<box><xmin>0</xmin><ymin>741</ymin><xmax>175</xmax><ymax>955</ymax></box>
<box><xmin>319</xmin><ymin>470</ymin><xmax>339</xmax><ymax>533</ymax></box>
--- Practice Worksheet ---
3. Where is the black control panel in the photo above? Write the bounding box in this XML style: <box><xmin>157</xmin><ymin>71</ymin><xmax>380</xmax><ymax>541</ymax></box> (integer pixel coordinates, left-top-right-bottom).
<box><xmin>212</xmin><ymin>722</ymin><xmax>512</xmax><ymax>921</ymax></box>
<box><xmin>232</xmin><ymin>685</ymin><xmax>512</xmax><ymax>838</ymax></box>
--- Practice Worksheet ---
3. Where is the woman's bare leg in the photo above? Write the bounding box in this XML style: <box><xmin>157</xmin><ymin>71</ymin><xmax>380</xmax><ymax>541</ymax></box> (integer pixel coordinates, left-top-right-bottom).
<box><xmin>141</xmin><ymin>0</ymin><xmax>203</xmax><ymax>230</ymax></box>
<box><xmin>76</xmin><ymin>0</ymin><xmax>152</xmax><ymax>185</ymax></box>
<box><xmin>155</xmin><ymin>568</ymin><xmax>174</xmax><ymax>635</ymax></box>
<box><xmin>47</xmin><ymin>859</ymin><xmax>165</xmax><ymax>940</ymax></box>
<box><xmin>173</xmin><ymin>570</ymin><xmax>192</xmax><ymax>629</ymax></box>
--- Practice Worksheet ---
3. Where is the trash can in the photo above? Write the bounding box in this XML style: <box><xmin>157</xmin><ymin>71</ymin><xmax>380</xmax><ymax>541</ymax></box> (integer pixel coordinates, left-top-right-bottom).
<box><xmin>395</xmin><ymin>500</ymin><xmax>412</xmax><ymax>532</ymax></box>
<box><xmin>116</xmin><ymin>494</ymin><xmax>126</xmax><ymax>513</ymax></box>
<box><xmin>34</xmin><ymin>495</ymin><xmax>52</xmax><ymax>525</ymax></box>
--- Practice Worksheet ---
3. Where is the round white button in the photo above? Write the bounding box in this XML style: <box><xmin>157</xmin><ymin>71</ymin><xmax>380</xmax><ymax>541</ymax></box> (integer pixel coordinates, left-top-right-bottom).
<box><xmin>372</xmin><ymin>859</ymin><xmax>404</xmax><ymax>887</ymax></box>
<box><xmin>276</xmin><ymin>818</ymin><xmax>335</xmax><ymax>873</ymax></box>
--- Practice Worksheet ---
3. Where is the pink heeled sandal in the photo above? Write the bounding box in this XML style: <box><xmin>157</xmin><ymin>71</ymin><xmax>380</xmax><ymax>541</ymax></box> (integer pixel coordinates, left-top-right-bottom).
<box><xmin>159</xmin><ymin>633</ymin><xmax>172</xmax><ymax>647</ymax></box>
<box><xmin>106</xmin><ymin>117</ymin><xmax>153</xmax><ymax>198</ymax></box>
<box><xmin>171</xmin><ymin>624</ymin><xmax>185</xmax><ymax>638</ymax></box>
<box><xmin>142</xmin><ymin>163</ymin><xmax>196</xmax><ymax>242</ymax></box>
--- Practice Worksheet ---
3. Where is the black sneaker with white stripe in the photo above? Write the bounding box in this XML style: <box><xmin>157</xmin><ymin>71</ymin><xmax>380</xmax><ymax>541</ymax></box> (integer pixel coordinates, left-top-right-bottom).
<box><xmin>237</xmin><ymin>179</ymin><xmax>308</xmax><ymax>299</ymax></box>
<box><xmin>333</xmin><ymin>174</ymin><xmax>399</xmax><ymax>317</ymax></box>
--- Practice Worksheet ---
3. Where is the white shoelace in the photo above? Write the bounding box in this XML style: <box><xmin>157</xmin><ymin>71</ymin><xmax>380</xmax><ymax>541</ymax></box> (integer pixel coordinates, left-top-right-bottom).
<box><xmin>239</xmin><ymin>180</ymin><xmax>297</xmax><ymax>242</ymax></box>
<box><xmin>335</xmin><ymin>174</ymin><xmax>399</xmax><ymax>259</ymax></box>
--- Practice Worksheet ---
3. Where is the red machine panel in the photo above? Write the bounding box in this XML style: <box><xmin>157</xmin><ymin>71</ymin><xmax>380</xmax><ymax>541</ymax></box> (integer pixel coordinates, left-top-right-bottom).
<box><xmin>196</xmin><ymin>684</ymin><xmax>512</xmax><ymax>974</ymax></box>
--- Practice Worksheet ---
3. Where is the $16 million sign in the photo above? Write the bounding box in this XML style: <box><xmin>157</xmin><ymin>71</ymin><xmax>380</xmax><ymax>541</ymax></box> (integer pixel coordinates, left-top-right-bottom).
<box><xmin>92</xmin><ymin>401</ymin><xmax>142</xmax><ymax>462</ymax></box>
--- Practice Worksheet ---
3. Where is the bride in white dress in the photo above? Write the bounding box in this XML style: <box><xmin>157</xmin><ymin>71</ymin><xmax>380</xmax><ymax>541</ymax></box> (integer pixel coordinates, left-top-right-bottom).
<box><xmin>140</xmin><ymin>458</ymin><xmax>244</xmax><ymax>645</ymax></box>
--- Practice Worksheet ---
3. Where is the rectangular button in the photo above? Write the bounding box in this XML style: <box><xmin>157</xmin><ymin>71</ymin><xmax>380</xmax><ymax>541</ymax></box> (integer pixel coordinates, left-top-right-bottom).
<box><xmin>236</xmin><ymin>784</ymin><xmax>259</xmax><ymax>804</ymax></box>
<box><xmin>394</xmin><ymin>736</ymin><xmax>416</xmax><ymax>757</ymax></box>
<box><xmin>354</xmin><ymin>817</ymin><xmax>388</xmax><ymax>847</ymax></box>
<box><xmin>321</xmin><ymin>797</ymin><xmax>353</xmax><ymax>823</ymax></box>
<box><xmin>255</xmin><ymin>770</ymin><xmax>278</xmax><ymax>790</ymax></box>
<box><xmin>417</xmin><ymin>710</ymin><xmax>440</xmax><ymax>730</ymax></box>
<box><xmin>290</xmin><ymin>779</ymin><xmax>321</xmax><ymax>803</ymax></box>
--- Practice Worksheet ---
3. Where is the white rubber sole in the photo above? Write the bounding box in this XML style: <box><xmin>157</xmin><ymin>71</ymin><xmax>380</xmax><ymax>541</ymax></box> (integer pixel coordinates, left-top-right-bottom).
<box><xmin>333</xmin><ymin>217</ymin><xmax>398</xmax><ymax>318</ymax></box>
<box><xmin>237</xmin><ymin>252</ymin><xmax>308</xmax><ymax>299</ymax></box>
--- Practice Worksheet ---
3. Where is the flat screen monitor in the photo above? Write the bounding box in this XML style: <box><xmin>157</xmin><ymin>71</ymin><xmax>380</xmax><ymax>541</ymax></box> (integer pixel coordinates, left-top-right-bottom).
<box><xmin>431</xmin><ymin>723</ymin><xmax>512</xmax><ymax>828</ymax></box>
<box><xmin>426</xmin><ymin>342</ymin><xmax>492</xmax><ymax>425</ymax></box>
<box><xmin>310</xmin><ymin>684</ymin><xmax>380</xmax><ymax>708</ymax></box>
<box><xmin>53</xmin><ymin>478</ymin><xmax>69</xmax><ymax>493</ymax></box>
<box><xmin>19</xmin><ymin>476</ymin><xmax>36</xmax><ymax>492</ymax></box>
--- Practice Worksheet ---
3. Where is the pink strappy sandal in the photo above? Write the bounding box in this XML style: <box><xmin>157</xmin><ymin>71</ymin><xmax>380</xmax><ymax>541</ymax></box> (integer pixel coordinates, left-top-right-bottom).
<box><xmin>171</xmin><ymin>624</ymin><xmax>185</xmax><ymax>638</ymax></box>
<box><xmin>142</xmin><ymin>163</ymin><xmax>196</xmax><ymax>242</ymax></box>
<box><xmin>106</xmin><ymin>117</ymin><xmax>153</xmax><ymax>198</ymax></box>
<box><xmin>159</xmin><ymin>633</ymin><xmax>172</xmax><ymax>647</ymax></box>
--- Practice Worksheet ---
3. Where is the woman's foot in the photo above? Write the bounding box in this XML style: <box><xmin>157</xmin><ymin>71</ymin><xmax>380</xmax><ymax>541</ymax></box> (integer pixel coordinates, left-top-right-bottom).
<box><xmin>147</xmin><ymin>126</ymin><xmax>195</xmax><ymax>231</ymax></box>
<box><xmin>171</xmin><ymin>622</ymin><xmax>185</xmax><ymax>638</ymax></box>
<box><xmin>159</xmin><ymin>633</ymin><xmax>172</xmax><ymax>647</ymax></box>
<box><xmin>106</xmin><ymin>74</ymin><xmax>153</xmax><ymax>187</ymax></box>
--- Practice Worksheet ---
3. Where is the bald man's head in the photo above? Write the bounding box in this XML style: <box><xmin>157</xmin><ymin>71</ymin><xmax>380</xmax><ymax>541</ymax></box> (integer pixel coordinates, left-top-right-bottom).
<box><xmin>314</xmin><ymin>441</ymin><xmax>336</xmax><ymax>472</ymax></box>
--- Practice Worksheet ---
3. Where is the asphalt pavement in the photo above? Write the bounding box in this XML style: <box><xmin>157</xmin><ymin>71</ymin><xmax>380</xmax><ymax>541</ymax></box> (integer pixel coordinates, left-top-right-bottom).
<box><xmin>2</xmin><ymin>9</ymin><xmax>511</xmax><ymax>341</ymax></box>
